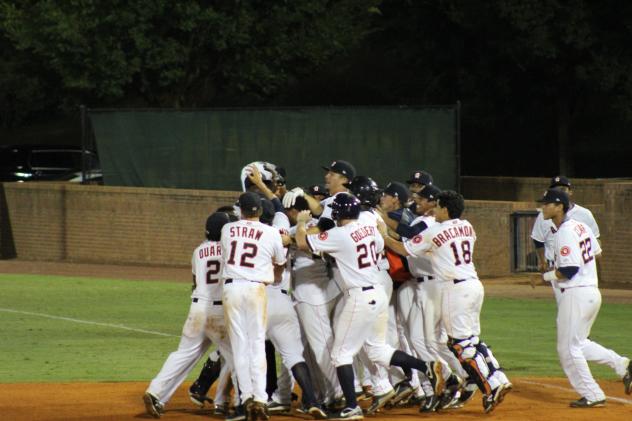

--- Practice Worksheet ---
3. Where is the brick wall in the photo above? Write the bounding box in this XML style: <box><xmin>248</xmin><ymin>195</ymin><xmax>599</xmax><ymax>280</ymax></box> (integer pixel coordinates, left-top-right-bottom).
<box><xmin>1</xmin><ymin>182</ymin><xmax>630</xmax><ymax>284</ymax></box>
<box><xmin>0</xmin><ymin>183</ymin><xmax>239</xmax><ymax>266</ymax></box>
<box><xmin>461</xmin><ymin>176</ymin><xmax>622</xmax><ymax>205</ymax></box>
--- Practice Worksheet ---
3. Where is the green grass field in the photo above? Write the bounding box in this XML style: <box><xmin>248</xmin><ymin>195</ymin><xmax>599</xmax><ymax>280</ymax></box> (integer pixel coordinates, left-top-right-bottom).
<box><xmin>0</xmin><ymin>274</ymin><xmax>629</xmax><ymax>383</ymax></box>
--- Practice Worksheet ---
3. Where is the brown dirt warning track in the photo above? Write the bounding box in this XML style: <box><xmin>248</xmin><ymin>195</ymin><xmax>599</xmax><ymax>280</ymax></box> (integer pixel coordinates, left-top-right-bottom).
<box><xmin>1</xmin><ymin>378</ymin><xmax>631</xmax><ymax>421</ymax></box>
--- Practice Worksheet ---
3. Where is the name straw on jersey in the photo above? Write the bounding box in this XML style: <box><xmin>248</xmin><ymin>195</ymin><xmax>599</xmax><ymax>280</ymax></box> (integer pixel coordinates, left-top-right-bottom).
<box><xmin>220</xmin><ymin>220</ymin><xmax>287</xmax><ymax>283</ymax></box>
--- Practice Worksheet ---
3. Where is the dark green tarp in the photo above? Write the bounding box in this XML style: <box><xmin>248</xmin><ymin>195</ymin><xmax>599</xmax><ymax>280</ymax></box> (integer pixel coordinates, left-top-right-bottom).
<box><xmin>89</xmin><ymin>107</ymin><xmax>458</xmax><ymax>191</ymax></box>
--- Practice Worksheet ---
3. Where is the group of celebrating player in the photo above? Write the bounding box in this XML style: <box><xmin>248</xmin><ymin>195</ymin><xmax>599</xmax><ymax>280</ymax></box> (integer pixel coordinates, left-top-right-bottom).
<box><xmin>143</xmin><ymin>159</ymin><xmax>629</xmax><ymax>420</ymax></box>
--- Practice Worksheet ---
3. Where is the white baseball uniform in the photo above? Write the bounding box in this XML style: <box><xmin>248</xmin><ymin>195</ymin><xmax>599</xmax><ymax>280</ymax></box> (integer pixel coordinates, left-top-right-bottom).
<box><xmin>552</xmin><ymin>218</ymin><xmax>629</xmax><ymax>400</ymax></box>
<box><xmin>147</xmin><ymin>239</ymin><xmax>235</xmax><ymax>407</ymax></box>
<box><xmin>532</xmin><ymin>204</ymin><xmax>628</xmax><ymax>378</ymax></box>
<box><xmin>404</xmin><ymin>218</ymin><xmax>508</xmax><ymax>394</ymax></box>
<box><xmin>291</xmin><ymin>218</ymin><xmax>343</xmax><ymax>403</ymax></box>
<box><xmin>306</xmin><ymin>220</ymin><xmax>397</xmax><ymax>368</ymax></box>
<box><xmin>221</xmin><ymin>220</ymin><xmax>287</xmax><ymax>404</ymax></box>
<box><xmin>531</xmin><ymin>203</ymin><xmax>600</xmax><ymax>300</ymax></box>
<box><xmin>266</xmin><ymin>212</ymin><xmax>305</xmax><ymax>401</ymax></box>
<box><xmin>406</xmin><ymin>215</ymin><xmax>466</xmax><ymax>380</ymax></box>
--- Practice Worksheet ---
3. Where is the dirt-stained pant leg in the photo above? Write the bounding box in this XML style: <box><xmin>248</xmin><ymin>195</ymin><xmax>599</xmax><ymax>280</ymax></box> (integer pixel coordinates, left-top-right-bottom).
<box><xmin>223</xmin><ymin>281</ymin><xmax>269</xmax><ymax>404</ymax></box>
<box><xmin>147</xmin><ymin>300</ymin><xmax>212</xmax><ymax>404</ymax></box>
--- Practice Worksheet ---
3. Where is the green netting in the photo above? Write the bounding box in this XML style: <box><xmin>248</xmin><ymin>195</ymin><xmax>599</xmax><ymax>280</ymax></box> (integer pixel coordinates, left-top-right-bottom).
<box><xmin>89</xmin><ymin>107</ymin><xmax>458</xmax><ymax>191</ymax></box>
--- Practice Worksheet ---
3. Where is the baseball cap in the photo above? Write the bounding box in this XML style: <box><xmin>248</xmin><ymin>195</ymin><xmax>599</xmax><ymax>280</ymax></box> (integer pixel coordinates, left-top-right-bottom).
<box><xmin>549</xmin><ymin>175</ymin><xmax>572</xmax><ymax>189</ymax></box>
<box><xmin>205</xmin><ymin>212</ymin><xmax>230</xmax><ymax>240</ymax></box>
<box><xmin>383</xmin><ymin>181</ymin><xmax>409</xmax><ymax>203</ymax></box>
<box><xmin>308</xmin><ymin>184</ymin><xmax>329</xmax><ymax>197</ymax></box>
<box><xmin>414</xmin><ymin>185</ymin><xmax>441</xmax><ymax>201</ymax></box>
<box><xmin>238</xmin><ymin>192</ymin><xmax>261</xmax><ymax>212</ymax></box>
<box><xmin>406</xmin><ymin>170</ymin><xmax>433</xmax><ymax>186</ymax></box>
<box><xmin>322</xmin><ymin>160</ymin><xmax>356</xmax><ymax>179</ymax></box>
<box><xmin>537</xmin><ymin>189</ymin><xmax>570</xmax><ymax>208</ymax></box>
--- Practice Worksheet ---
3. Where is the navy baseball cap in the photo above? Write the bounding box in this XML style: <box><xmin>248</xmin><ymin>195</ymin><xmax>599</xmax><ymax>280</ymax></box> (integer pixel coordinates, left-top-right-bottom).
<box><xmin>308</xmin><ymin>184</ymin><xmax>329</xmax><ymax>197</ymax></box>
<box><xmin>322</xmin><ymin>160</ymin><xmax>356</xmax><ymax>179</ymax></box>
<box><xmin>537</xmin><ymin>189</ymin><xmax>570</xmax><ymax>208</ymax></box>
<box><xmin>414</xmin><ymin>185</ymin><xmax>441</xmax><ymax>201</ymax></box>
<box><xmin>406</xmin><ymin>170</ymin><xmax>433</xmax><ymax>186</ymax></box>
<box><xmin>549</xmin><ymin>175</ymin><xmax>572</xmax><ymax>189</ymax></box>
<box><xmin>238</xmin><ymin>192</ymin><xmax>261</xmax><ymax>212</ymax></box>
<box><xmin>383</xmin><ymin>181</ymin><xmax>409</xmax><ymax>203</ymax></box>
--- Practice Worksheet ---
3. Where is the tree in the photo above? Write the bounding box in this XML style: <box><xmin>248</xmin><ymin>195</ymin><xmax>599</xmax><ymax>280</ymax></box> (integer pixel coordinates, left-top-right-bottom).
<box><xmin>0</xmin><ymin>0</ymin><xmax>380</xmax><ymax>127</ymax></box>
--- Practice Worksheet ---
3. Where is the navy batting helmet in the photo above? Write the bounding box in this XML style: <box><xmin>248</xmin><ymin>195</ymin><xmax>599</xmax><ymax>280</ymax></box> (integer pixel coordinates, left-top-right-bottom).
<box><xmin>206</xmin><ymin>212</ymin><xmax>230</xmax><ymax>241</ymax></box>
<box><xmin>329</xmin><ymin>192</ymin><xmax>361</xmax><ymax>221</ymax></box>
<box><xmin>344</xmin><ymin>176</ymin><xmax>381</xmax><ymax>208</ymax></box>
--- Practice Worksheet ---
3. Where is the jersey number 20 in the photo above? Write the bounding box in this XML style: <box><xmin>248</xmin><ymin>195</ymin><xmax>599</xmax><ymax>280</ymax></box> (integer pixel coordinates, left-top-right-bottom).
<box><xmin>357</xmin><ymin>241</ymin><xmax>378</xmax><ymax>268</ymax></box>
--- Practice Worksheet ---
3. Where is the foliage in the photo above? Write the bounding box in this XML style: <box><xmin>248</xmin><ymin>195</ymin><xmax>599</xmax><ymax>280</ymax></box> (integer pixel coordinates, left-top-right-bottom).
<box><xmin>0</xmin><ymin>0</ymin><xmax>380</xmax><ymax>126</ymax></box>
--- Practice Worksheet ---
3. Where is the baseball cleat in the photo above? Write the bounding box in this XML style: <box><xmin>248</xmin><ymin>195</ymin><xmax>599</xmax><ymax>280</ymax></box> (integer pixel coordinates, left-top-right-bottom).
<box><xmin>482</xmin><ymin>383</ymin><xmax>509</xmax><ymax>413</ymax></box>
<box><xmin>496</xmin><ymin>382</ymin><xmax>513</xmax><ymax>404</ymax></box>
<box><xmin>249</xmin><ymin>400</ymin><xmax>270</xmax><ymax>421</ymax></box>
<box><xmin>624</xmin><ymin>360</ymin><xmax>632</xmax><ymax>395</ymax></box>
<box><xmin>437</xmin><ymin>374</ymin><xmax>460</xmax><ymax>410</ymax></box>
<box><xmin>569</xmin><ymin>397</ymin><xmax>606</xmax><ymax>408</ymax></box>
<box><xmin>226</xmin><ymin>405</ymin><xmax>246</xmax><ymax>421</ymax></box>
<box><xmin>365</xmin><ymin>388</ymin><xmax>396</xmax><ymax>415</ymax></box>
<box><xmin>189</xmin><ymin>390</ymin><xmax>213</xmax><ymax>408</ymax></box>
<box><xmin>143</xmin><ymin>391</ymin><xmax>165</xmax><ymax>419</ymax></box>
<box><xmin>388</xmin><ymin>381</ymin><xmax>414</xmax><ymax>407</ymax></box>
<box><xmin>457</xmin><ymin>381</ymin><xmax>478</xmax><ymax>405</ymax></box>
<box><xmin>419</xmin><ymin>394</ymin><xmax>440</xmax><ymax>412</ymax></box>
<box><xmin>327</xmin><ymin>405</ymin><xmax>364</xmax><ymax>420</ymax></box>
<box><xmin>307</xmin><ymin>404</ymin><xmax>328</xmax><ymax>419</ymax></box>
<box><xmin>266</xmin><ymin>401</ymin><xmax>291</xmax><ymax>414</ymax></box>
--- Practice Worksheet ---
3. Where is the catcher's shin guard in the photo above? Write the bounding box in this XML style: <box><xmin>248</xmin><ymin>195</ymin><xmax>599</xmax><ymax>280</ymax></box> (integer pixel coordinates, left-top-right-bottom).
<box><xmin>448</xmin><ymin>337</ymin><xmax>492</xmax><ymax>395</ymax></box>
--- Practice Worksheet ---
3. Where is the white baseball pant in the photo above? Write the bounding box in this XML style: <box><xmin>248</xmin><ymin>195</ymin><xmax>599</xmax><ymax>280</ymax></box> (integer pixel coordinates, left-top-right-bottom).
<box><xmin>223</xmin><ymin>280</ymin><xmax>268</xmax><ymax>404</ymax></box>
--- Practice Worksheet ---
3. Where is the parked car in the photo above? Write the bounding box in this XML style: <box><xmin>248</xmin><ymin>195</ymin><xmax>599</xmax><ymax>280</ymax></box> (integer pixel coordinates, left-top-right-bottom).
<box><xmin>0</xmin><ymin>145</ymin><xmax>102</xmax><ymax>183</ymax></box>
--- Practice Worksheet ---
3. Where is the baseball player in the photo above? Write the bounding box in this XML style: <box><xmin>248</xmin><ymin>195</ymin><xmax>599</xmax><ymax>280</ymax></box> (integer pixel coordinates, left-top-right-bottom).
<box><xmin>221</xmin><ymin>192</ymin><xmax>287</xmax><ymax>421</ymax></box>
<box><xmin>537</xmin><ymin>189</ymin><xmax>632</xmax><ymax>406</ymax></box>
<box><xmin>377</xmin><ymin>182</ymin><xmax>433</xmax><ymax>406</ymax></box>
<box><xmin>532</xmin><ymin>176</ymin><xmax>600</xmax><ymax>303</ymax></box>
<box><xmin>381</xmin><ymin>190</ymin><xmax>512</xmax><ymax>414</ymax></box>
<box><xmin>531</xmin><ymin>177</ymin><xmax>631</xmax><ymax>386</ymax></box>
<box><xmin>295</xmin><ymin>193</ymin><xmax>436</xmax><ymax>420</ymax></box>
<box><xmin>143</xmin><ymin>212</ymin><xmax>235</xmax><ymax>419</ymax></box>
<box><xmin>346</xmin><ymin>175</ymin><xmax>435</xmax><ymax>414</ymax></box>
<box><xmin>285</xmin><ymin>196</ymin><xmax>345</xmax><ymax>409</ymax></box>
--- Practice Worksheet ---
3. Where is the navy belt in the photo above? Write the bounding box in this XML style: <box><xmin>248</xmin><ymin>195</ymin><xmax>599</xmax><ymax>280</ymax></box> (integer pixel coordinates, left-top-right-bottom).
<box><xmin>560</xmin><ymin>285</ymin><xmax>594</xmax><ymax>293</ymax></box>
<box><xmin>417</xmin><ymin>275</ymin><xmax>434</xmax><ymax>283</ymax></box>
<box><xmin>453</xmin><ymin>279</ymin><xmax>467</xmax><ymax>284</ymax></box>
<box><xmin>225</xmin><ymin>279</ymin><xmax>233</xmax><ymax>284</ymax></box>
<box><xmin>362</xmin><ymin>286</ymin><xmax>374</xmax><ymax>291</ymax></box>
<box><xmin>192</xmin><ymin>298</ymin><xmax>198</xmax><ymax>303</ymax></box>
<box><xmin>281</xmin><ymin>289</ymin><xmax>288</xmax><ymax>295</ymax></box>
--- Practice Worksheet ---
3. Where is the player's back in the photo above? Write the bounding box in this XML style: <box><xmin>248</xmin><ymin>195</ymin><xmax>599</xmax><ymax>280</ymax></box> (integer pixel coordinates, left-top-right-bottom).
<box><xmin>192</xmin><ymin>239</ymin><xmax>224</xmax><ymax>301</ymax></box>
<box><xmin>424</xmin><ymin>218</ymin><xmax>478</xmax><ymax>282</ymax></box>
<box><xmin>555</xmin><ymin>218</ymin><xmax>601</xmax><ymax>287</ymax></box>
<box><xmin>220</xmin><ymin>219</ymin><xmax>286</xmax><ymax>283</ymax></box>
<box><xmin>307</xmin><ymin>219</ymin><xmax>384</xmax><ymax>290</ymax></box>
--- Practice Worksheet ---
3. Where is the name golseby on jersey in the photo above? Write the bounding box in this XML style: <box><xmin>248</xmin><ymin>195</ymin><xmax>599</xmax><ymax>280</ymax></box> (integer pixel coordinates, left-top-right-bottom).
<box><xmin>229</xmin><ymin>225</ymin><xmax>264</xmax><ymax>241</ymax></box>
<box><xmin>199</xmin><ymin>243</ymin><xmax>221</xmax><ymax>259</ymax></box>
<box><xmin>350</xmin><ymin>225</ymin><xmax>376</xmax><ymax>243</ymax></box>
<box><xmin>431</xmin><ymin>223</ymin><xmax>475</xmax><ymax>247</ymax></box>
